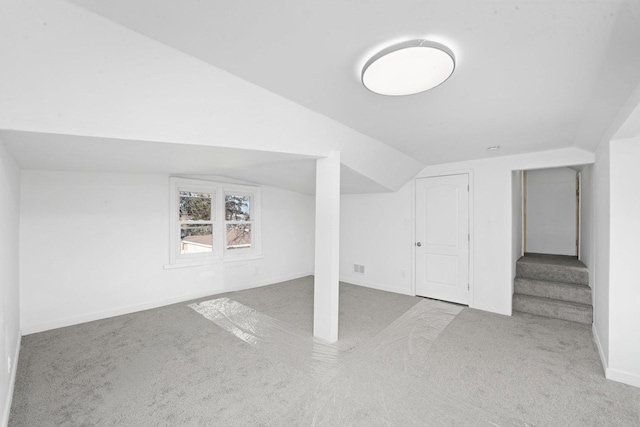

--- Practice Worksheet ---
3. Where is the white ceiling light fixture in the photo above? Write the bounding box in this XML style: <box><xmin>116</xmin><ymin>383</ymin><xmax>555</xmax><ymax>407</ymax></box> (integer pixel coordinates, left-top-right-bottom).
<box><xmin>362</xmin><ymin>39</ymin><xmax>456</xmax><ymax>96</ymax></box>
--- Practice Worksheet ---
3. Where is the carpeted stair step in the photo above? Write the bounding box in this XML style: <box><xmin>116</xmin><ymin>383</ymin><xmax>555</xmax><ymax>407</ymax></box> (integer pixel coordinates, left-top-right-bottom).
<box><xmin>512</xmin><ymin>294</ymin><xmax>592</xmax><ymax>324</ymax></box>
<box><xmin>514</xmin><ymin>278</ymin><xmax>591</xmax><ymax>305</ymax></box>
<box><xmin>516</xmin><ymin>255</ymin><xmax>588</xmax><ymax>285</ymax></box>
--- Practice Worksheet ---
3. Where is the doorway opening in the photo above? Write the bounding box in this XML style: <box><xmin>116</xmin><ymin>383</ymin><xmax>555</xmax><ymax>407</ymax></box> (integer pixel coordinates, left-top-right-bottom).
<box><xmin>522</xmin><ymin>167</ymin><xmax>580</xmax><ymax>257</ymax></box>
<box><xmin>512</xmin><ymin>165</ymin><xmax>593</xmax><ymax>324</ymax></box>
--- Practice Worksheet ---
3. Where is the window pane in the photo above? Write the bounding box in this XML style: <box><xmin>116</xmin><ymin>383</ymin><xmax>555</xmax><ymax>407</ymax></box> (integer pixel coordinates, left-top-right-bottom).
<box><xmin>181</xmin><ymin>225</ymin><xmax>213</xmax><ymax>254</ymax></box>
<box><xmin>226</xmin><ymin>224</ymin><xmax>251</xmax><ymax>250</ymax></box>
<box><xmin>180</xmin><ymin>192</ymin><xmax>212</xmax><ymax>221</ymax></box>
<box><xmin>225</xmin><ymin>195</ymin><xmax>251</xmax><ymax>221</ymax></box>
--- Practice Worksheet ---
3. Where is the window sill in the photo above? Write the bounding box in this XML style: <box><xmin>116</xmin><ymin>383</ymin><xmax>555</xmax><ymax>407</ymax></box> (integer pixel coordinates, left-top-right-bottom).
<box><xmin>163</xmin><ymin>254</ymin><xmax>264</xmax><ymax>270</ymax></box>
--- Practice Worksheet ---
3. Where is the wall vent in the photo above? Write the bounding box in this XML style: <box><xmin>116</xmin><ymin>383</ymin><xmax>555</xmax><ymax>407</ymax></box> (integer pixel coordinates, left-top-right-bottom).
<box><xmin>353</xmin><ymin>264</ymin><xmax>365</xmax><ymax>274</ymax></box>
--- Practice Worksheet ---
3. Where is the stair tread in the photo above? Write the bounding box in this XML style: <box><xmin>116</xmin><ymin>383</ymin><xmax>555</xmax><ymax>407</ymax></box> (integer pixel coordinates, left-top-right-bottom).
<box><xmin>513</xmin><ymin>293</ymin><xmax>591</xmax><ymax>308</ymax></box>
<box><xmin>516</xmin><ymin>258</ymin><xmax>589</xmax><ymax>285</ymax></box>
<box><xmin>513</xmin><ymin>253</ymin><xmax>592</xmax><ymax>324</ymax></box>
<box><xmin>514</xmin><ymin>278</ymin><xmax>591</xmax><ymax>305</ymax></box>
<box><xmin>517</xmin><ymin>253</ymin><xmax>587</xmax><ymax>269</ymax></box>
<box><xmin>514</xmin><ymin>278</ymin><xmax>590</xmax><ymax>288</ymax></box>
<box><xmin>512</xmin><ymin>293</ymin><xmax>593</xmax><ymax>324</ymax></box>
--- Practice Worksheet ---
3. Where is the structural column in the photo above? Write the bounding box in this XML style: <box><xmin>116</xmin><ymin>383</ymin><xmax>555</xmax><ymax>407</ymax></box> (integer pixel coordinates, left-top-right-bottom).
<box><xmin>313</xmin><ymin>151</ymin><xmax>340</xmax><ymax>343</ymax></box>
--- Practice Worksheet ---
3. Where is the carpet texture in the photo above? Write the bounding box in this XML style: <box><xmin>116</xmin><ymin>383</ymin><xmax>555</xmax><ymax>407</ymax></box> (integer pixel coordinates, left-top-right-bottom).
<box><xmin>9</xmin><ymin>277</ymin><xmax>640</xmax><ymax>426</ymax></box>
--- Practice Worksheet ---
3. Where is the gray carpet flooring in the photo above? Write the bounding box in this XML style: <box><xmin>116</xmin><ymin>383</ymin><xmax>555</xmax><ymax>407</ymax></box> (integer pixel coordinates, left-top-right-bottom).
<box><xmin>519</xmin><ymin>253</ymin><xmax>586</xmax><ymax>268</ymax></box>
<box><xmin>9</xmin><ymin>277</ymin><xmax>640</xmax><ymax>426</ymax></box>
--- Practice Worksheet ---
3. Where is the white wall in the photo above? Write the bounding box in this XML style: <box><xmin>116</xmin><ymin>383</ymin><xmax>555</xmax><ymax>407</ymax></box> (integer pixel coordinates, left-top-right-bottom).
<box><xmin>588</xmin><ymin>86</ymin><xmax>640</xmax><ymax>388</ymax></box>
<box><xmin>0</xmin><ymin>141</ymin><xmax>21</xmax><ymax>426</ymax></box>
<box><xmin>339</xmin><ymin>181</ymin><xmax>413</xmax><ymax>295</ymax></box>
<box><xmin>511</xmin><ymin>170</ymin><xmax>523</xmax><ymax>293</ymax></box>
<box><xmin>592</xmin><ymin>141</ymin><xmax>611</xmax><ymax>372</ymax></box>
<box><xmin>19</xmin><ymin>171</ymin><xmax>314</xmax><ymax>334</ymax></box>
<box><xmin>339</xmin><ymin>147</ymin><xmax>594</xmax><ymax>315</ymax></box>
<box><xmin>525</xmin><ymin>167</ymin><xmax>577</xmax><ymax>256</ymax></box>
<box><xmin>608</xmin><ymin>137</ymin><xmax>640</xmax><ymax>387</ymax></box>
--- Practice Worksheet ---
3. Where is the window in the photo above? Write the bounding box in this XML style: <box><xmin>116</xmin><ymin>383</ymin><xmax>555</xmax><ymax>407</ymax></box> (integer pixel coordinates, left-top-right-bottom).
<box><xmin>180</xmin><ymin>191</ymin><xmax>214</xmax><ymax>255</ymax></box>
<box><xmin>225</xmin><ymin>193</ymin><xmax>253</xmax><ymax>250</ymax></box>
<box><xmin>169</xmin><ymin>178</ymin><xmax>261</xmax><ymax>266</ymax></box>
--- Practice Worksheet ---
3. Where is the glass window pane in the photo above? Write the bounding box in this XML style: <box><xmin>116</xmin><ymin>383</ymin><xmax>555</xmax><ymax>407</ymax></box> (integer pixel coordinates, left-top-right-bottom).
<box><xmin>180</xmin><ymin>192</ymin><xmax>212</xmax><ymax>221</ymax></box>
<box><xmin>181</xmin><ymin>225</ymin><xmax>213</xmax><ymax>254</ymax></box>
<box><xmin>225</xmin><ymin>195</ymin><xmax>251</xmax><ymax>221</ymax></box>
<box><xmin>226</xmin><ymin>224</ymin><xmax>251</xmax><ymax>250</ymax></box>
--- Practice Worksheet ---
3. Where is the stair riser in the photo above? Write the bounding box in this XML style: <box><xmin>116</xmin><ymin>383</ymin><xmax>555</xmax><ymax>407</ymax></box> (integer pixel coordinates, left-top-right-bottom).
<box><xmin>516</xmin><ymin>263</ymin><xmax>588</xmax><ymax>286</ymax></box>
<box><xmin>514</xmin><ymin>279</ymin><xmax>591</xmax><ymax>305</ymax></box>
<box><xmin>513</xmin><ymin>295</ymin><xmax>592</xmax><ymax>325</ymax></box>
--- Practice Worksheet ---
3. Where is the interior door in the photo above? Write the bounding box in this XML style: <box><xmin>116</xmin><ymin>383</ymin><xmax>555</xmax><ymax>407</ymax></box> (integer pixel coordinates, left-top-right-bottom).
<box><xmin>415</xmin><ymin>174</ymin><xmax>469</xmax><ymax>305</ymax></box>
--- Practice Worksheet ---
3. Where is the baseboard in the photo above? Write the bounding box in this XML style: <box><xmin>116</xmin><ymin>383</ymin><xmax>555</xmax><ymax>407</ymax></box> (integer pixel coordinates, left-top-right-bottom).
<box><xmin>592</xmin><ymin>323</ymin><xmax>608</xmax><ymax>375</ymax></box>
<box><xmin>606</xmin><ymin>367</ymin><xmax>640</xmax><ymax>389</ymax></box>
<box><xmin>21</xmin><ymin>272</ymin><xmax>314</xmax><ymax>335</ymax></box>
<box><xmin>339</xmin><ymin>276</ymin><xmax>413</xmax><ymax>296</ymax></box>
<box><xmin>227</xmin><ymin>272</ymin><xmax>314</xmax><ymax>292</ymax></box>
<box><xmin>592</xmin><ymin>324</ymin><xmax>640</xmax><ymax>388</ymax></box>
<box><xmin>2</xmin><ymin>334</ymin><xmax>21</xmax><ymax>427</ymax></box>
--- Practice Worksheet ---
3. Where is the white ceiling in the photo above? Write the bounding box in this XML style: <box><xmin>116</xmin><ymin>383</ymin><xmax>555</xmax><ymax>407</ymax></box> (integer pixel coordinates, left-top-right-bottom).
<box><xmin>0</xmin><ymin>130</ymin><xmax>390</xmax><ymax>195</ymax></box>
<box><xmin>3</xmin><ymin>0</ymin><xmax>640</xmax><ymax>195</ymax></box>
<box><xmin>67</xmin><ymin>0</ymin><xmax>640</xmax><ymax>165</ymax></box>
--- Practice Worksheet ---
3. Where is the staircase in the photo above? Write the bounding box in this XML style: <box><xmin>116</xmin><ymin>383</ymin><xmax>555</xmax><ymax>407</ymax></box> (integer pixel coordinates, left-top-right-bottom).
<box><xmin>513</xmin><ymin>253</ymin><xmax>592</xmax><ymax>325</ymax></box>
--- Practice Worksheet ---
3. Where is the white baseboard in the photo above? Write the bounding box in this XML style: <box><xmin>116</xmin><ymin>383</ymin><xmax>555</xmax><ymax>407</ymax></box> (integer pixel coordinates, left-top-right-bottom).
<box><xmin>591</xmin><ymin>324</ymin><xmax>639</xmax><ymax>388</ymax></box>
<box><xmin>21</xmin><ymin>272</ymin><xmax>313</xmax><ymax>336</ymax></box>
<box><xmin>592</xmin><ymin>323</ymin><xmax>608</xmax><ymax>375</ymax></box>
<box><xmin>2</xmin><ymin>334</ymin><xmax>21</xmax><ymax>427</ymax></box>
<box><xmin>606</xmin><ymin>367</ymin><xmax>640</xmax><ymax>388</ymax></box>
<box><xmin>339</xmin><ymin>276</ymin><xmax>413</xmax><ymax>296</ymax></box>
<box><xmin>230</xmin><ymin>271</ymin><xmax>314</xmax><ymax>292</ymax></box>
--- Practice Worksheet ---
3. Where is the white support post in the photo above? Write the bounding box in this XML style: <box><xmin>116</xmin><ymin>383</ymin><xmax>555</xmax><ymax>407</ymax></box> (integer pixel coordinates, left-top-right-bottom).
<box><xmin>313</xmin><ymin>151</ymin><xmax>340</xmax><ymax>343</ymax></box>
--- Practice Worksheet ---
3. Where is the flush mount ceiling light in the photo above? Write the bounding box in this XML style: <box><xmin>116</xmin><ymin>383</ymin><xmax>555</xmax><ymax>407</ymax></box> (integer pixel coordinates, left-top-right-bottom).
<box><xmin>361</xmin><ymin>40</ymin><xmax>455</xmax><ymax>96</ymax></box>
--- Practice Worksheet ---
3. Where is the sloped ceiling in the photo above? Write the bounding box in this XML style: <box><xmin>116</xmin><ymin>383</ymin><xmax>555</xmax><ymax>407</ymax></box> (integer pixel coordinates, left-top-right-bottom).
<box><xmin>0</xmin><ymin>0</ymin><xmax>422</xmax><ymax>194</ymax></box>
<box><xmin>0</xmin><ymin>130</ymin><xmax>391</xmax><ymax>195</ymax></box>
<box><xmin>69</xmin><ymin>0</ymin><xmax>640</xmax><ymax>164</ymax></box>
<box><xmin>612</xmin><ymin>83</ymin><xmax>640</xmax><ymax>140</ymax></box>
<box><xmin>2</xmin><ymin>0</ymin><xmax>640</xmax><ymax>194</ymax></box>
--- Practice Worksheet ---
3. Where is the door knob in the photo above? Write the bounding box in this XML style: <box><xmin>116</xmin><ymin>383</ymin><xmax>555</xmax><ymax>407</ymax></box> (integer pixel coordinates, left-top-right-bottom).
<box><xmin>416</xmin><ymin>242</ymin><xmax>422</xmax><ymax>247</ymax></box>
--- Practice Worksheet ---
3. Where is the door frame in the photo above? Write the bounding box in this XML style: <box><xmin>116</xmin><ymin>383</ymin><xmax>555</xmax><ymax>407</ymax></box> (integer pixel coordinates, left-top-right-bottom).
<box><xmin>576</xmin><ymin>171</ymin><xmax>581</xmax><ymax>258</ymax></box>
<box><xmin>522</xmin><ymin>168</ymin><xmax>580</xmax><ymax>257</ymax></box>
<box><xmin>412</xmin><ymin>169</ymin><xmax>474</xmax><ymax>308</ymax></box>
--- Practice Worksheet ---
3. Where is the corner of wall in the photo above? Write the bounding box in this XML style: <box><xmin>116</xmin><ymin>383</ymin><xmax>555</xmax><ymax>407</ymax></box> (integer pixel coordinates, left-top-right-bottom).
<box><xmin>1</xmin><ymin>335</ymin><xmax>21</xmax><ymax>427</ymax></box>
<box><xmin>592</xmin><ymin>323</ymin><xmax>608</xmax><ymax>376</ymax></box>
<box><xmin>605</xmin><ymin>367</ymin><xmax>640</xmax><ymax>389</ymax></box>
<box><xmin>0</xmin><ymin>139</ymin><xmax>21</xmax><ymax>427</ymax></box>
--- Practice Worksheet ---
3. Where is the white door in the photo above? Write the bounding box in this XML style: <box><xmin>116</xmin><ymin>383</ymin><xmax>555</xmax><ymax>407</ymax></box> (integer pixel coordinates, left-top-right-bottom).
<box><xmin>415</xmin><ymin>174</ymin><xmax>469</xmax><ymax>305</ymax></box>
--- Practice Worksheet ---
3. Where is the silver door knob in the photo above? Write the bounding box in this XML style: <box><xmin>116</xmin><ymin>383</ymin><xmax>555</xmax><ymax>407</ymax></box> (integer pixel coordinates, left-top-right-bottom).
<box><xmin>416</xmin><ymin>242</ymin><xmax>422</xmax><ymax>247</ymax></box>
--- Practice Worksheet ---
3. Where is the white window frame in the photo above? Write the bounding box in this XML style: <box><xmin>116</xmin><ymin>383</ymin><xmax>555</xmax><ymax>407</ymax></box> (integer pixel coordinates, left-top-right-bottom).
<box><xmin>223</xmin><ymin>186</ymin><xmax>258</xmax><ymax>255</ymax></box>
<box><xmin>168</xmin><ymin>177</ymin><xmax>262</xmax><ymax>268</ymax></box>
